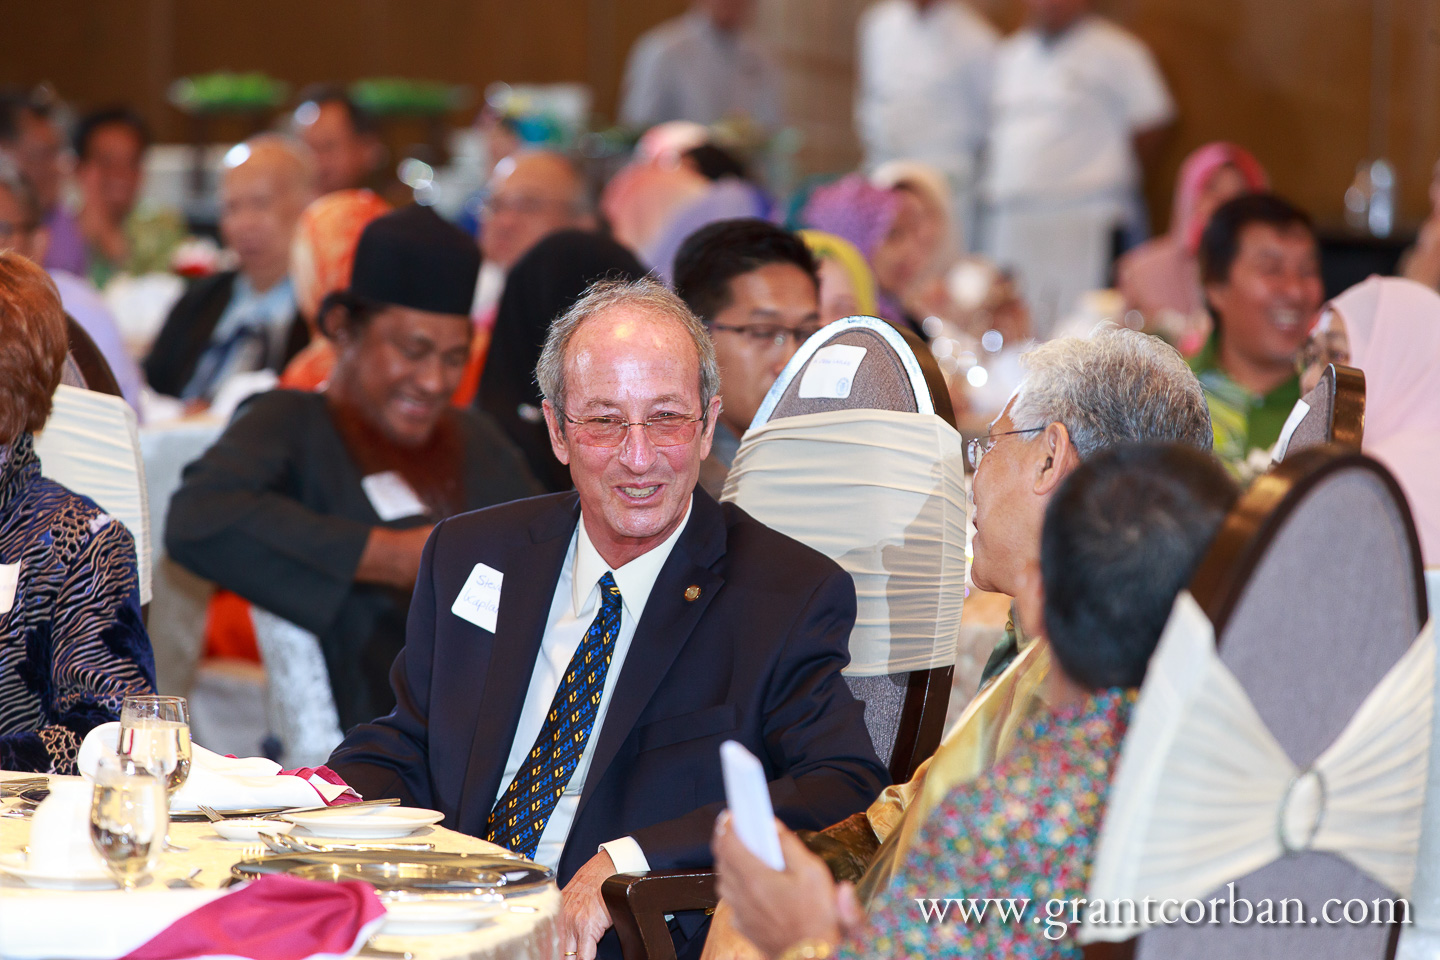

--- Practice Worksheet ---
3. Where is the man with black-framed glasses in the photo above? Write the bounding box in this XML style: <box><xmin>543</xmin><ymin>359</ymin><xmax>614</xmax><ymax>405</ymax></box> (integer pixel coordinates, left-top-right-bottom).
<box><xmin>673</xmin><ymin>218</ymin><xmax>822</xmax><ymax>496</ymax></box>
<box><xmin>331</xmin><ymin>276</ymin><xmax>885</xmax><ymax>960</ymax></box>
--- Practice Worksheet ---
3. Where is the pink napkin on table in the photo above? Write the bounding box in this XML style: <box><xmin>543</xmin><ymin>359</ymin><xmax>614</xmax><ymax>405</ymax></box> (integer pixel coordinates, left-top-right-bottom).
<box><xmin>279</xmin><ymin>765</ymin><xmax>362</xmax><ymax>805</ymax></box>
<box><xmin>121</xmin><ymin>875</ymin><xmax>385</xmax><ymax>960</ymax></box>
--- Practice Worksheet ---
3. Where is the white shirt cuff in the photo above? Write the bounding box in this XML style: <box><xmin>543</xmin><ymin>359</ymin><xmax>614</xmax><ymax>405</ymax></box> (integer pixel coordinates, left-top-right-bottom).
<box><xmin>600</xmin><ymin>836</ymin><xmax>651</xmax><ymax>875</ymax></box>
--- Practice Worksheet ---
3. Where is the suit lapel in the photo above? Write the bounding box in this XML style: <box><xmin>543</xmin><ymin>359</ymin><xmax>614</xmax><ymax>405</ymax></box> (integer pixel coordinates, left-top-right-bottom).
<box><xmin>456</xmin><ymin>496</ymin><xmax>579</xmax><ymax>836</ymax></box>
<box><xmin>578</xmin><ymin>491</ymin><xmax>729</xmax><ymax>812</ymax></box>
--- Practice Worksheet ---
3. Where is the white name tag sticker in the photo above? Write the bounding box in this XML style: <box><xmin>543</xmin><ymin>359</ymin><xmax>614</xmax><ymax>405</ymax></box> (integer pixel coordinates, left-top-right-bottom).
<box><xmin>798</xmin><ymin>344</ymin><xmax>868</xmax><ymax>399</ymax></box>
<box><xmin>0</xmin><ymin>563</ymin><xmax>18</xmax><ymax>614</ymax></box>
<box><xmin>452</xmin><ymin>563</ymin><xmax>503</xmax><ymax>633</ymax></box>
<box><xmin>362</xmin><ymin>471</ymin><xmax>428</xmax><ymax>522</ymax></box>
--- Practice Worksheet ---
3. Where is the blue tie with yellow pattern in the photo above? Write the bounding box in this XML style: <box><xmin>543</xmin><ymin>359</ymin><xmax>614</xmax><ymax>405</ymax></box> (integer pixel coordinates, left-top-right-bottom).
<box><xmin>485</xmin><ymin>571</ymin><xmax>623</xmax><ymax>858</ymax></box>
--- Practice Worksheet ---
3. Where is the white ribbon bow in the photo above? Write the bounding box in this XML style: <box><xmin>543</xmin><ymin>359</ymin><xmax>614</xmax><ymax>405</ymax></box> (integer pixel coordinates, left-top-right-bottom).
<box><xmin>1080</xmin><ymin>591</ymin><xmax>1434</xmax><ymax>942</ymax></box>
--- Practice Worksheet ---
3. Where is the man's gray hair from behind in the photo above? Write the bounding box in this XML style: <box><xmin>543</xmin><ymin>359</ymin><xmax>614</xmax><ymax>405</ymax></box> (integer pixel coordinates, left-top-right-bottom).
<box><xmin>535</xmin><ymin>277</ymin><xmax>722</xmax><ymax>424</ymax></box>
<box><xmin>1009</xmin><ymin>326</ymin><xmax>1214</xmax><ymax>459</ymax></box>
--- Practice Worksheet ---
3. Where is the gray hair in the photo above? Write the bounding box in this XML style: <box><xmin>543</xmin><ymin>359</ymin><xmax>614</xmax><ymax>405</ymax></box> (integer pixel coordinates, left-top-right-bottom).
<box><xmin>536</xmin><ymin>277</ymin><xmax>721</xmax><ymax>421</ymax></box>
<box><xmin>1009</xmin><ymin>326</ymin><xmax>1213</xmax><ymax>458</ymax></box>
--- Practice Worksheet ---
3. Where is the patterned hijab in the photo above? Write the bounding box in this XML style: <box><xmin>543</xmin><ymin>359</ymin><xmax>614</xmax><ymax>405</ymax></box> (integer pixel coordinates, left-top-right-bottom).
<box><xmin>799</xmin><ymin>174</ymin><xmax>901</xmax><ymax>263</ymax></box>
<box><xmin>1172</xmin><ymin>143</ymin><xmax>1268</xmax><ymax>254</ymax></box>
<box><xmin>289</xmin><ymin>189</ymin><xmax>392</xmax><ymax>324</ymax></box>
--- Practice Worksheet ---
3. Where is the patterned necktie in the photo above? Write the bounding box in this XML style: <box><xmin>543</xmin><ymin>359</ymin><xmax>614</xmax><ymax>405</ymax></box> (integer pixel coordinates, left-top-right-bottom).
<box><xmin>485</xmin><ymin>571</ymin><xmax>623</xmax><ymax>858</ymax></box>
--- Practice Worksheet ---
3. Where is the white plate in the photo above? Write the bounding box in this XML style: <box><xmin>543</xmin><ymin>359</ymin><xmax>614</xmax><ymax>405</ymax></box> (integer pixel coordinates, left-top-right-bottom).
<box><xmin>381</xmin><ymin>900</ymin><xmax>500</xmax><ymax>935</ymax></box>
<box><xmin>283</xmin><ymin>806</ymin><xmax>444</xmax><ymax>839</ymax></box>
<box><xmin>211</xmin><ymin>818</ymin><xmax>294</xmax><ymax>842</ymax></box>
<box><xmin>0</xmin><ymin>852</ymin><xmax>116</xmax><ymax>890</ymax></box>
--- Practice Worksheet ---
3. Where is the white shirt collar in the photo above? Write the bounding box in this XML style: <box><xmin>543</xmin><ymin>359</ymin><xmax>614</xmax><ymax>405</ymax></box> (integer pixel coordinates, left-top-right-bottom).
<box><xmin>571</xmin><ymin>496</ymin><xmax>694</xmax><ymax>619</ymax></box>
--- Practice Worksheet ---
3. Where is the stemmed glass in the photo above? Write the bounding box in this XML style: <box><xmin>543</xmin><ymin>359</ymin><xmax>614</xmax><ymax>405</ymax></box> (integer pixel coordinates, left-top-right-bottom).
<box><xmin>89</xmin><ymin>754</ymin><xmax>167</xmax><ymax>890</ymax></box>
<box><xmin>119</xmin><ymin>695</ymin><xmax>191</xmax><ymax>852</ymax></box>
<box><xmin>118</xmin><ymin>695</ymin><xmax>192</xmax><ymax>800</ymax></box>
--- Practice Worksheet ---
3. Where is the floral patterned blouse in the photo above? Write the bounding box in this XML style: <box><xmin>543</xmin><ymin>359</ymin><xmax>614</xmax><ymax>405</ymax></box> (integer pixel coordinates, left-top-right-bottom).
<box><xmin>0</xmin><ymin>433</ymin><xmax>155</xmax><ymax>773</ymax></box>
<box><xmin>840</xmin><ymin>687</ymin><xmax>1134</xmax><ymax>959</ymax></box>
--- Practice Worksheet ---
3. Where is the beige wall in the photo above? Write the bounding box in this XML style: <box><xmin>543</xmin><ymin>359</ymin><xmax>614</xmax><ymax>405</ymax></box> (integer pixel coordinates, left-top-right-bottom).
<box><xmin>3</xmin><ymin>0</ymin><xmax>1433</xmax><ymax>228</ymax></box>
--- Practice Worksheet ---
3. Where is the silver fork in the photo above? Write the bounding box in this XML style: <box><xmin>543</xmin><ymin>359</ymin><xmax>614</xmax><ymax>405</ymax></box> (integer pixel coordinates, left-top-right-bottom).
<box><xmin>196</xmin><ymin>804</ymin><xmax>224</xmax><ymax>823</ymax></box>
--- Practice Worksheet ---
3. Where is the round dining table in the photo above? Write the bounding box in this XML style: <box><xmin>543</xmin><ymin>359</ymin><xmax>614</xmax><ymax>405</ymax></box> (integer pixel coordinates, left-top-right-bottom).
<box><xmin>0</xmin><ymin>773</ymin><xmax>561</xmax><ymax>960</ymax></box>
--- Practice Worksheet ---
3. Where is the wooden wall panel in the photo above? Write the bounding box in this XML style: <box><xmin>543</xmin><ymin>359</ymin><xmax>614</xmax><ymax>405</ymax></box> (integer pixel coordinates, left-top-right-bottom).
<box><xmin>1</xmin><ymin>0</ymin><xmax>1434</xmax><ymax>227</ymax></box>
<box><xmin>754</xmin><ymin>0</ymin><xmax>1438</xmax><ymax>228</ymax></box>
<box><xmin>0</xmin><ymin>0</ymin><xmax>684</xmax><ymax>135</ymax></box>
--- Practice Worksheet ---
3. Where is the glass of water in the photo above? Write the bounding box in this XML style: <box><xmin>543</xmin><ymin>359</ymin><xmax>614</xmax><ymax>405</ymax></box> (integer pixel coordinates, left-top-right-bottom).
<box><xmin>90</xmin><ymin>754</ymin><xmax>167</xmax><ymax>890</ymax></box>
<box><xmin>119</xmin><ymin>695</ymin><xmax>192</xmax><ymax>800</ymax></box>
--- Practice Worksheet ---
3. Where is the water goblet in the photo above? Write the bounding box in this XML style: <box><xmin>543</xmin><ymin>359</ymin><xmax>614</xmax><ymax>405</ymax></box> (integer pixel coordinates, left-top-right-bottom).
<box><xmin>90</xmin><ymin>754</ymin><xmax>168</xmax><ymax>890</ymax></box>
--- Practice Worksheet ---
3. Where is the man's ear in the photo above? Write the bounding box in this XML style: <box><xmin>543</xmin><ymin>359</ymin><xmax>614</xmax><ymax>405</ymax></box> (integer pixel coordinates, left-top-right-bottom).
<box><xmin>1034</xmin><ymin>421</ymin><xmax>1079</xmax><ymax>496</ymax></box>
<box><xmin>1014</xmin><ymin>559</ymin><xmax>1046</xmax><ymax>641</ymax></box>
<box><xmin>542</xmin><ymin>400</ymin><xmax>572</xmax><ymax>466</ymax></box>
<box><xmin>696</xmin><ymin>394</ymin><xmax>722</xmax><ymax>460</ymax></box>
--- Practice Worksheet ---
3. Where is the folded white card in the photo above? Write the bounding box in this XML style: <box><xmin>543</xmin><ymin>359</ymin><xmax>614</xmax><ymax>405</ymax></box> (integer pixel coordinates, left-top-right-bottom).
<box><xmin>362</xmin><ymin>471</ymin><xmax>428</xmax><ymax>522</ymax></box>
<box><xmin>798</xmin><ymin>345</ymin><xmax>867</xmax><ymax>399</ymax></box>
<box><xmin>452</xmin><ymin>563</ymin><xmax>504</xmax><ymax>633</ymax></box>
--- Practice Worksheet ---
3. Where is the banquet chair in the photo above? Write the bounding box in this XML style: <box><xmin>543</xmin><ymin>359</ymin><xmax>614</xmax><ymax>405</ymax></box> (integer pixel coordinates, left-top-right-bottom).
<box><xmin>603</xmin><ymin>316</ymin><xmax>966</xmax><ymax>960</ymax></box>
<box><xmin>1080</xmin><ymin>446</ymin><xmax>1429</xmax><ymax>960</ymax></box>
<box><xmin>34</xmin><ymin>383</ymin><xmax>152</xmax><ymax>613</ymax></box>
<box><xmin>60</xmin><ymin>314</ymin><xmax>124</xmax><ymax>398</ymax></box>
<box><xmin>249</xmin><ymin>607</ymin><xmax>345</xmax><ymax>768</ymax></box>
<box><xmin>1274</xmin><ymin>362</ymin><xmax>1366</xmax><ymax>461</ymax></box>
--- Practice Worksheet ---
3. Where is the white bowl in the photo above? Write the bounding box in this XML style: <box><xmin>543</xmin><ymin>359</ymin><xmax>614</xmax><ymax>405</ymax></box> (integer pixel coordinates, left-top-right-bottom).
<box><xmin>210</xmin><ymin>818</ymin><xmax>295</xmax><ymax>842</ymax></box>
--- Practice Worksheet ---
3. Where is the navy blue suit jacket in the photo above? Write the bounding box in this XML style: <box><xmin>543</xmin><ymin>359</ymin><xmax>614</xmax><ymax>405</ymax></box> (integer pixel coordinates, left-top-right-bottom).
<box><xmin>330</xmin><ymin>487</ymin><xmax>887</xmax><ymax>887</ymax></box>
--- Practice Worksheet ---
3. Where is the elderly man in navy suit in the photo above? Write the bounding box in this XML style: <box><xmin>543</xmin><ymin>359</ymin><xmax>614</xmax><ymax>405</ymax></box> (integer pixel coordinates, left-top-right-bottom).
<box><xmin>329</xmin><ymin>277</ymin><xmax>887</xmax><ymax>960</ymax></box>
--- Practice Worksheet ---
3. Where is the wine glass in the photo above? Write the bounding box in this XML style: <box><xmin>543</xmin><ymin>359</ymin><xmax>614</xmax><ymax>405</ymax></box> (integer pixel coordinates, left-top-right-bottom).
<box><xmin>119</xmin><ymin>695</ymin><xmax>192</xmax><ymax>800</ymax></box>
<box><xmin>90</xmin><ymin>754</ymin><xmax>168</xmax><ymax>890</ymax></box>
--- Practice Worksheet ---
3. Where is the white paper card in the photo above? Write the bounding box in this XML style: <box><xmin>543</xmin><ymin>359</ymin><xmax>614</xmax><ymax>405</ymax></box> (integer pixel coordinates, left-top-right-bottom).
<box><xmin>452</xmin><ymin>563</ymin><xmax>504</xmax><ymax>633</ymax></box>
<box><xmin>720</xmin><ymin>740</ymin><xmax>785</xmax><ymax>871</ymax></box>
<box><xmin>1271</xmin><ymin>398</ymin><xmax>1311</xmax><ymax>463</ymax></box>
<box><xmin>797</xmin><ymin>344</ymin><xmax>868</xmax><ymax>399</ymax></box>
<box><xmin>0</xmin><ymin>563</ymin><xmax>16</xmax><ymax>614</ymax></box>
<box><xmin>362</xmin><ymin>471</ymin><xmax>429</xmax><ymax>522</ymax></box>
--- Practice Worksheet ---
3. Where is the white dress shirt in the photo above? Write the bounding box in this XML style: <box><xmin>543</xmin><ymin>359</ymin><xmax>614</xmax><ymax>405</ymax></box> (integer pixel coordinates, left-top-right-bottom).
<box><xmin>491</xmin><ymin>498</ymin><xmax>693</xmax><ymax>873</ymax></box>
<box><xmin>983</xmin><ymin>15</ymin><xmax>1174</xmax><ymax>206</ymax></box>
<box><xmin>619</xmin><ymin>12</ymin><xmax>784</xmax><ymax>132</ymax></box>
<box><xmin>856</xmin><ymin>0</ymin><xmax>998</xmax><ymax>183</ymax></box>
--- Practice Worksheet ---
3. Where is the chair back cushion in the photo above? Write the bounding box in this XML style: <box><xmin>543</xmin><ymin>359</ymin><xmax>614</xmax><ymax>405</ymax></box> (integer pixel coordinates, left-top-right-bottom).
<box><xmin>751</xmin><ymin>317</ymin><xmax>935</xmax><ymax>429</ymax></box>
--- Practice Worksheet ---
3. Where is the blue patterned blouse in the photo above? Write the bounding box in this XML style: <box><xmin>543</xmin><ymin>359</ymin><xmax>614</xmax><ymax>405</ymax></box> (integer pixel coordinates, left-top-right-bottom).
<box><xmin>0</xmin><ymin>433</ymin><xmax>155</xmax><ymax>773</ymax></box>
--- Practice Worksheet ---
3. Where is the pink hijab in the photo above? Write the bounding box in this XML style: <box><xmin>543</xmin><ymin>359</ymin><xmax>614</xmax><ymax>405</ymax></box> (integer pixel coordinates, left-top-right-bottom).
<box><xmin>1173</xmin><ymin>142</ymin><xmax>1269</xmax><ymax>254</ymax></box>
<box><xmin>1329</xmin><ymin>276</ymin><xmax>1440</xmax><ymax>564</ymax></box>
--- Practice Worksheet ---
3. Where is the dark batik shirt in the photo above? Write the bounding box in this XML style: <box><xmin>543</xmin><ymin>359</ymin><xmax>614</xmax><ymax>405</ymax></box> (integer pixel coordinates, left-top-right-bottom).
<box><xmin>0</xmin><ymin>433</ymin><xmax>155</xmax><ymax>773</ymax></box>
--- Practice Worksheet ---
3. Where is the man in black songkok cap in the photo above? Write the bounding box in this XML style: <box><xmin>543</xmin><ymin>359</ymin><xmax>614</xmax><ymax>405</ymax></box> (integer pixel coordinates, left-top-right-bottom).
<box><xmin>166</xmin><ymin>204</ymin><xmax>541</xmax><ymax>733</ymax></box>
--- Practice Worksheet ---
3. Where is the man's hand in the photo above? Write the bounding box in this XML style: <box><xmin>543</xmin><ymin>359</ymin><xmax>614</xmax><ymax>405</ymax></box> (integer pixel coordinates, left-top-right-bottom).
<box><xmin>356</xmin><ymin>525</ymin><xmax>434</xmax><ymax>590</ymax></box>
<box><xmin>712</xmin><ymin>813</ymin><xmax>842</xmax><ymax>958</ymax></box>
<box><xmin>700</xmin><ymin>900</ymin><xmax>766</xmax><ymax>960</ymax></box>
<box><xmin>560</xmin><ymin>849</ymin><xmax>616</xmax><ymax>960</ymax></box>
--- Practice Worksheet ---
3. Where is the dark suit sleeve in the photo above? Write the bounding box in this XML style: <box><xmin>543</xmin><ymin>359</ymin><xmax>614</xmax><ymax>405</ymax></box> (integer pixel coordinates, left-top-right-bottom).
<box><xmin>325</xmin><ymin>525</ymin><xmax>442</xmax><ymax>806</ymax></box>
<box><xmin>627</xmin><ymin>569</ymin><xmax>887</xmax><ymax>869</ymax></box>
<box><xmin>143</xmin><ymin>273</ymin><xmax>225</xmax><ymax>397</ymax></box>
<box><xmin>164</xmin><ymin>394</ymin><xmax>373</xmax><ymax>637</ymax></box>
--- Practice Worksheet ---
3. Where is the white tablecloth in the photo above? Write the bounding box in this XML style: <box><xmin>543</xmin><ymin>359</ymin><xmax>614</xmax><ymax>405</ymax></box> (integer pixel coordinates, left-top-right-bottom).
<box><xmin>0</xmin><ymin>774</ymin><xmax>560</xmax><ymax>960</ymax></box>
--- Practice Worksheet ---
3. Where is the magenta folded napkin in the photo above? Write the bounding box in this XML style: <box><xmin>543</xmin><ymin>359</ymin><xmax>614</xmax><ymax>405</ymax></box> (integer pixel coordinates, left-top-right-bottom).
<box><xmin>121</xmin><ymin>875</ymin><xmax>385</xmax><ymax>960</ymax></box>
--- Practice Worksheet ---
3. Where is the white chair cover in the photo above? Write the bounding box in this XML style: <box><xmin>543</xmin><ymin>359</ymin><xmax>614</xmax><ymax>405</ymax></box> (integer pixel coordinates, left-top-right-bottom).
<box><xmin>1397</xmin><ymin>568</ymin><xmax>1440</xmax><ymax>960</ymax></box>
<box><xmin>1082</xmin><ymin>590</ymin><xmax>1434</xmax><ymax>943</ymax></box>
<box><xmin>249</xmin><ymin>607</ymin><xmax>344</xmax><ymax>768</ymax></box>
<box><xmin>720</xmin><ymin>408</ymin><xmax>967</xmax><ymax>677</ymax></box>
<box><xmin>34</xmin><ymin>384</ymin><xmax>152</xmax><ymax>605</ymax></box>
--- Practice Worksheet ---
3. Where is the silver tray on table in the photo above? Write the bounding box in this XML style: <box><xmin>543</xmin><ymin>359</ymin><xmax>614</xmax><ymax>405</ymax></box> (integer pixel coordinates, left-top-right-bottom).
<box><xmin>231</xmin><ymin>851</ymin><xmax>553</xmax><ymax>896</ymax></box>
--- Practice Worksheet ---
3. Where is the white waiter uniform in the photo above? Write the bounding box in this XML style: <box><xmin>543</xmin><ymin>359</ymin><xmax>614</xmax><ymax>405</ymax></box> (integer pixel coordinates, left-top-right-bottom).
<box><xmin>981</xmin><ymin>15</ymin><xmax>1174</xmax><ymax>337</ymax></box>
<box><xmin>856</xmin><ymin>0</ymin><xmax>999</xmax><ymax>250</ymax></box>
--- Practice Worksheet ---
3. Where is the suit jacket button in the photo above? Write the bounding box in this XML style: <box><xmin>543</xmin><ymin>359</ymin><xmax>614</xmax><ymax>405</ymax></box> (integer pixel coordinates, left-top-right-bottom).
<box><xmin>684</xmin><ymin>585</ymin><xmax>701</xmax><ymax>602</ymax></box>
